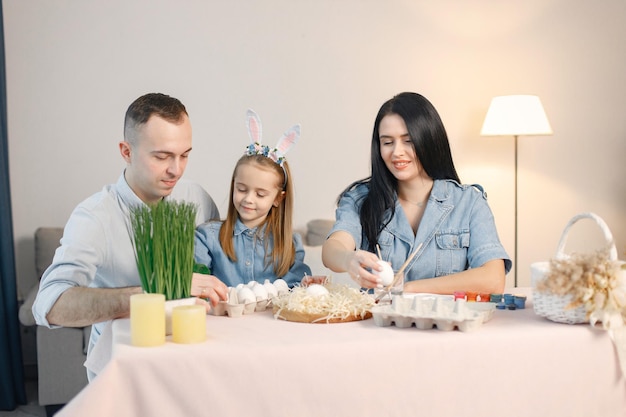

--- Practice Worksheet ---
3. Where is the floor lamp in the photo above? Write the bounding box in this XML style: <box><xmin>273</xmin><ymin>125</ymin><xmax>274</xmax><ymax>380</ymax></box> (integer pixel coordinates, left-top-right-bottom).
<box><xmin>480</xmin><ymin>95</ymin><xmax>552</xmax><ymax>286</ymax></box>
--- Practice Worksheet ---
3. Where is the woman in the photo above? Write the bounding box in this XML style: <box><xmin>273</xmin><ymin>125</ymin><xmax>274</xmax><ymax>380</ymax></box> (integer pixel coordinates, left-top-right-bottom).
<box><xmin>322</xmin><ymin>92</ymin><xmax>511</xmax><ymax>294</ymax></box>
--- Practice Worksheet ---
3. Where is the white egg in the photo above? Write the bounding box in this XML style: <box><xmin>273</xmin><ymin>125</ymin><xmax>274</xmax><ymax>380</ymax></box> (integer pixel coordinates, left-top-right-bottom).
<box><xmin>374</xmin><ymin>261</ymin><xmax>394</xmax><ymax>286</ymax></box>
<box><xmin>252</xmin><ymin>282</ymin><xmax>269</xmax><ymax>301</ymax></box>
<box><xmin>227</xmin><ymin>287</ymin><xmax>239</xmax><ymax>304</ymax></box>
<box><xmin>305</xmin><ymin>284</ymin><xmax>330</xmax><ymax>297</ymax></box>
<box><xmin>263</xmin><ymin>279</ymin><xmax>279</xmax><ymax>298</ymax></box>
<box><xmin>237</xmin><ymin>286</ymin><xmax>256</xmax><ymax>304</ymax></box>
<box><xmin>273</xmin><ymin>278</ymin><xmax>290</xmax><ymax>293</ymax></box>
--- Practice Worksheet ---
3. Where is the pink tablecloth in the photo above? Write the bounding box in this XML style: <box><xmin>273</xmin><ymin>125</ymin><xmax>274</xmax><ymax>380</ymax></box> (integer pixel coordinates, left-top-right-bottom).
<box><xmin>59</xmin><ymin>289</ymin><xmax>626</xmax><ymax>417</ymax></box>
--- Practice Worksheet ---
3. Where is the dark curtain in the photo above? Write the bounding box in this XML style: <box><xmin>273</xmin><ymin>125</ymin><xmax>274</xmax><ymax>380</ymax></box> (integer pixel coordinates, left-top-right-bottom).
<box><xmin>0</xmin><ymin>2</ymin><xmax>27</xmax><ymax>411</ymax></box>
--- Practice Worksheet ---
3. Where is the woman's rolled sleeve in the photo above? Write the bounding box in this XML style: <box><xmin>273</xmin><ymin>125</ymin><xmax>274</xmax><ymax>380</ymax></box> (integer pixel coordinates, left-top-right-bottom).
<box><xmin>467</xmin><ymin>198</ymin><xmax>512</xmax><ymax>273</ymax></box>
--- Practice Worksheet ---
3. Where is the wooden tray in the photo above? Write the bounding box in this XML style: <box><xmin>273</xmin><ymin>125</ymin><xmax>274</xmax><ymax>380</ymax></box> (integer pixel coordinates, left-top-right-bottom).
<box><xmin>273</xmin><ymin>305</ymin><xmax>372</xmax><ymax>324</ymax></box>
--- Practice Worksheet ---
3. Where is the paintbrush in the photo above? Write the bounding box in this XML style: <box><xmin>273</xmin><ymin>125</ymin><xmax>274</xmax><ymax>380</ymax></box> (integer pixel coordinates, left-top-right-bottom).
<box><xmin>374</xmin><ymin>242</ymin><xmax>422</xmax><ymax>302</ymax></box>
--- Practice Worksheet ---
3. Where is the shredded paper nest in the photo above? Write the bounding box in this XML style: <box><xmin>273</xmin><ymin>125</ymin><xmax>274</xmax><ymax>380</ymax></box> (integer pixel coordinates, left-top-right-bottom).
<box><xmin>273</xmin><ymin>283</ymin><xmax>374</xmax><ymax>323</ymax></box>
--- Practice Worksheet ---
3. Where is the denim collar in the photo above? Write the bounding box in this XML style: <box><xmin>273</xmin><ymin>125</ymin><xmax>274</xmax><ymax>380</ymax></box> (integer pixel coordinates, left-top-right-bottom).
<box><xmin>233</xmin><ymin>218</ymin><xmax>266</xmax><ymax>241</ymax></box>
<box><xmin>389</xmin><ymin>179</ymin><xmax>463</xmax><ymax>246</ymax></box>
<box><xmin>429</xmin><ymin>179</ymin><xmax>465</xmax><ymax>203</ymax></box>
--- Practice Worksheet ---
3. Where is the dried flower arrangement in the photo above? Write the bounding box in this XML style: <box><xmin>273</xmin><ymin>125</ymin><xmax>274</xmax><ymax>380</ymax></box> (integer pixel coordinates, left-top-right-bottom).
<box><xmin>130</xmin><ymin>200</ymin><xmax>198</xmax><ymax>301</ymax></box>
<box><xmin>536</xmin><ymin>247</ymin><xmax>626</xmax><ymax>329</ymax></box>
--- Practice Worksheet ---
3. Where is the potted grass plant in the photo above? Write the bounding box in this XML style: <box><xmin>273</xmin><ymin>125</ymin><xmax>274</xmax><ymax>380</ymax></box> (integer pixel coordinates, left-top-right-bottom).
<box><xmin>130</xmin><ymin>200</ymin><xmax>199</xmax><ymax>335</ymax></box>
<box><xmin>130</xmin><ymin>200</ymin><xmax>197</xmax><ymax>300</ymax></box>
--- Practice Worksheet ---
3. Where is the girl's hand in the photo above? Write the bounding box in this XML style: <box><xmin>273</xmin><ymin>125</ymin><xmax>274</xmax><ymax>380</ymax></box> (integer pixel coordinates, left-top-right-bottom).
<box><xmin>191</xmin><ymin>273</ymin><xmax>228</xmax><ymax>308</ymax></box>
<box><xmin>301</xmin><ymin>275</ymin><xmax>328</xmax><ymax>287</ymax></box>
<box><xmin>348</xmin><ymin>250</ymin><xmax>383</xmax><ymax>289</ymax></box>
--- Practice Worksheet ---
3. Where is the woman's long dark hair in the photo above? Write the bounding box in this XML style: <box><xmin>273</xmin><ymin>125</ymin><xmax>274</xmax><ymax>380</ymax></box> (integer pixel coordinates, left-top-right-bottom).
<box><xmin>340</xmin><ymin>92</ymin><xmax>460</xmax><ymax>252</ymax></box>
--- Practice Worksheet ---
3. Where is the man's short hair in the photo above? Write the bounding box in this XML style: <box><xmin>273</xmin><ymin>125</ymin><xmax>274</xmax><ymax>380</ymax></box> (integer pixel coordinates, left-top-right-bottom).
<box><xmin>123</xmin><ymin>93</ymin><xmax>188</xmax><ymax>145</ymax></box>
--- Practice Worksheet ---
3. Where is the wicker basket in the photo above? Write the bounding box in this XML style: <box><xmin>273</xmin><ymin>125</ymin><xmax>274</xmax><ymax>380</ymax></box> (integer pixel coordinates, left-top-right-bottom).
<box><xmin>531</xmin><ymin>212</ymin><xmax>618</xmax><ymax>324</ymax></box>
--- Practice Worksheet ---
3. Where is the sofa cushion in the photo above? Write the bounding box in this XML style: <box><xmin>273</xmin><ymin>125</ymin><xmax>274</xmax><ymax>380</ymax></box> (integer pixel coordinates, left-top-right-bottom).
<box><xmin>35</xmin><ymin>227</ymin><xmax>64</xmax><ymax>278</ymax></box>
<box><xmin>37</xmin><ymin>326</ymin><xmax>89</xmax><ymax>405</ymax></box>
<box><xmin>19</xmin><ymin>227</ymin><xmax>64</xmax><ymax>326</ymax></box>
<box><xmin>18</xmin><ymin>285</ymin><xmax>39</xmax><ymax>326</ymax></box>
<box><xmin>306</xmin><ymin>219</ymin><xmax>334</xmax><ymax>246</ymax></box>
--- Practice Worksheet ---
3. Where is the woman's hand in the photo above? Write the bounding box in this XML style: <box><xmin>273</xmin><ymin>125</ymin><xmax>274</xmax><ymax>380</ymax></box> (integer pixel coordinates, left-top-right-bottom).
<box><xmin>191</xmin><ymin>273</ymin><xmax>228</xmax><ymax>308</ymax></box>
<box><xmin>347</xmin><ymin>250</ymin><xmax>383</xmax><ymax>289</ymax></box>
<box><xmin>322</xmin><ymin>232</ymin><xmax>383</xmax><ymax>289</ymax></box>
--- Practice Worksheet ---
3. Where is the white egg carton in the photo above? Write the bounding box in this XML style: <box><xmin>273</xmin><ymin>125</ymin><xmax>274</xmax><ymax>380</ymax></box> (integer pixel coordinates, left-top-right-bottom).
<box><xmin>371</xmin><ymin>294</ymin><xmax>496</xmax><ymax>332</ymax></box>
<box><xmin>211</xmin><ymin>279</ymin><xmax>289</xmax><ymax>318</ymax></box>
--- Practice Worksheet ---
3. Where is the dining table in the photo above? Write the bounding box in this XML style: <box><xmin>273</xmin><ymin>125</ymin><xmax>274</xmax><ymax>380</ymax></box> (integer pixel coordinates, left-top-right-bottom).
<box><xmin>57</xmin><ymin>288</ymin><xmax>626</xmax><ymax>417</ymax></box>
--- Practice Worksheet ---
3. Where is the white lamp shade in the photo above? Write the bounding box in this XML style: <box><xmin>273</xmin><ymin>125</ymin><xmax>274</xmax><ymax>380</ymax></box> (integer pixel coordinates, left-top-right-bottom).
<box><xmin>480</xmin><ymin>95</ymin><xmax>553</xmax><ymax>136</ymax></box>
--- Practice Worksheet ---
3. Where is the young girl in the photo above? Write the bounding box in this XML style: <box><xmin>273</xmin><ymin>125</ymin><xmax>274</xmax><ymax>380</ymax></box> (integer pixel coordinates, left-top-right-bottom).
<box><xmin>194</xmin><ymin>110</ymin><xmax>311</xmax><ymax>291</ymax></box>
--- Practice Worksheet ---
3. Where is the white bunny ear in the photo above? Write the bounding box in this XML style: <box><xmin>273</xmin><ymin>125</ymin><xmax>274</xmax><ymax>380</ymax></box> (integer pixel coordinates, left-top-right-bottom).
<box><xmin>246</xmin><ymin>109</ymin><xmax>262</xmax><ymax>144</ymax></box>
<box><xmin>274</xmin><ymin>124</ymin><xmax>300</xmax><ymax>158</ymax></box>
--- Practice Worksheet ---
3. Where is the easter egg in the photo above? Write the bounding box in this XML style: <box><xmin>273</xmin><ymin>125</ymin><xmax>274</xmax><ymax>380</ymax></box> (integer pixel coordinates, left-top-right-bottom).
<box><xmin>237</xmin><ymin>287</ymin><xmax>256</xmax><ymax>304</ymax></box>
<box><xmin>374</xmin><ymin>261</ymin><xmax>394</xmax><ymax>286</ymax></box>
<box><xmin>305</xmin><ymin>284</ymin><xmax>330</xmax><ymax>298</ymax></box>
<box><xmin>273</xmin><ymin>278</ymin><xmax>290</xmax><ymax>294</ymax></box>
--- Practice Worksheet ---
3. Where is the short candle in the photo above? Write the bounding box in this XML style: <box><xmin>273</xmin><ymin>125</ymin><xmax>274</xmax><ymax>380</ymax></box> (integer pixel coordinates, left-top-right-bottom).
<box><xmin>130</xmin><ymin>293</ymin><xmax>165</xmax><ymax>347</ymax></box>
<box><xmin>172</xmin><ymin>305</ymin><xmax>206</xmax><ymax>344</ymax></box>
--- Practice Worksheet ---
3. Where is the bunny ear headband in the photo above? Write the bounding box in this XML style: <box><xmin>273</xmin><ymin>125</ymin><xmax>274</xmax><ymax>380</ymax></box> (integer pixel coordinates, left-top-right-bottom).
<box><xmin>245</xmin><ymin>109</ymin><xmax>300</xmax><ymax>168</ymax></box>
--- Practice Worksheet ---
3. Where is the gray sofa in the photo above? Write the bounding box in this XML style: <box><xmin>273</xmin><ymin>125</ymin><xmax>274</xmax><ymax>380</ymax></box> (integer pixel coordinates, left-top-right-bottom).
<box><xmin>18</xmin><ymin>228</ymin><xmax>90</xmax><ymax>413</ymax></box>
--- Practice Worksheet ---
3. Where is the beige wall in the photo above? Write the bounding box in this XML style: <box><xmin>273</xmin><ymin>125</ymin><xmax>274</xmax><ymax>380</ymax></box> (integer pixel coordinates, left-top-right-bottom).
<box><xmin>5</xmin><ymin>0</ymin><xmax>625</xmax><ymax>297</ymax></box>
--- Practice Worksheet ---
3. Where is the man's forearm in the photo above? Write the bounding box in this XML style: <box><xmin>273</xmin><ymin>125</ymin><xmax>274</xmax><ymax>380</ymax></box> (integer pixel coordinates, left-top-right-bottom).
<box><xmin>46</xmin><ymin>286</ymin><xmax>143</xmax><ymax>327</ymax></box>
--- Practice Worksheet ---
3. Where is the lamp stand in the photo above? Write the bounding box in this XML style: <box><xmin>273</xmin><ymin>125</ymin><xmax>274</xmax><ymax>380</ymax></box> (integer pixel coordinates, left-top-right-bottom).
<box><xmin>513</xmin><ymin>134</ymin><xmax>519</xmax><ymax>287</ymax></box>
<box><xmin>480</xmin><ymin>95</ymin><xmax>553</xmax><ymax>287</ymax></box>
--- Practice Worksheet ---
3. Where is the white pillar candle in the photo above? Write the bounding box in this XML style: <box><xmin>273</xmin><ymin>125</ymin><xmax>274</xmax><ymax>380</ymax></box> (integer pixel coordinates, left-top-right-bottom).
<box><xmin>172</xmin><ymin>305</ymin><xmax>206</xmax><ymax>344</ymax></box>
<box><xmin>130</xmin><ymin>293</ymin><xmax>166</xmax><ymax>347</ymax></box>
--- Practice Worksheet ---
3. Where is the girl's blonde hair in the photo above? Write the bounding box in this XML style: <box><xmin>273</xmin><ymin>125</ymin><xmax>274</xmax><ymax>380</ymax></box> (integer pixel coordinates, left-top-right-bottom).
<box><xmin>219</xmin><ymin>155</ymin><xmax>295</xmax><ymax>277</ymax></box>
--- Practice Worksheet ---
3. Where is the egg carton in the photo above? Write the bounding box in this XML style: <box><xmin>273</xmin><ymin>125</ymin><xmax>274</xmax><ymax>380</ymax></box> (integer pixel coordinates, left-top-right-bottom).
<box><xmin>371</xmin><ymin>294</ymin><xmax>496</xmax><ymax>332</ymax></box>
<box><xmin>211</xmin><ymin>279</ymin><xmax>289</xmax><ymax>318</ymax></box>
<box><xmin>211</xmin><ymin>298</ymin><xmax>272</xmax><ymax>317</ymax></box>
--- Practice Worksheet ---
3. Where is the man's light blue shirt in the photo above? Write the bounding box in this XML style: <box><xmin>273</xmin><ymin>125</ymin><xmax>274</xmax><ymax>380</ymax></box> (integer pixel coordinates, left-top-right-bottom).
<box><xmin>329</xmin><ymin>179</ymin><xmax>511</xmax><ymax>280</ymax></box>
<box><xmin>33</xmin><ymin>173</ymin><xmax>219</xmax><ymax>363</ymax></box>
<box><xmin>194</xmin><ymin>219</ymin><xmax>311</xmax><ymax>288</ymax></box>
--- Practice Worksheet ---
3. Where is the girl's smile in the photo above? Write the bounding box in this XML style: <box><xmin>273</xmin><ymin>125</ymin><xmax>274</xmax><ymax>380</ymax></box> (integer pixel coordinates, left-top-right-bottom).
<box><xmin>233</xmin><ymin>162</ymin><xmax>283</xmax><ymax>229</ymax></box>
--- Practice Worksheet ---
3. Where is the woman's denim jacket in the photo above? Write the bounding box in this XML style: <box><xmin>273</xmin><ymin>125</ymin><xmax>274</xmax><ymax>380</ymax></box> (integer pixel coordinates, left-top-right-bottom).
<box><xmin>328</xmin><ymin>179</ymin><xmax>511</xmax><ymax>281</ymax></box>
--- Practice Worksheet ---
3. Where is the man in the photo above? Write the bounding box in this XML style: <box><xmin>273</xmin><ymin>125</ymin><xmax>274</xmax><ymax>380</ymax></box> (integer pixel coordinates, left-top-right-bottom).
<box><xmin>32</xmin><ymin>93</ymin><xmax>227</xmax><ymax>378</ymax></box>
